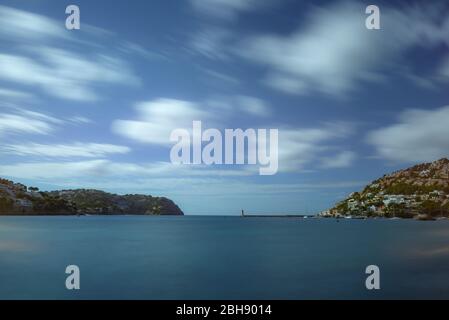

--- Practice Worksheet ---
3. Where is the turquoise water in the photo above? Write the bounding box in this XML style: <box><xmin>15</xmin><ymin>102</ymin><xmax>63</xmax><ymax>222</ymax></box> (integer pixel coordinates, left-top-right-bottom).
<box><xmin>1</xmin><ymin>216</ymin><xmax>449</xmax><ymax>299</ymax></box>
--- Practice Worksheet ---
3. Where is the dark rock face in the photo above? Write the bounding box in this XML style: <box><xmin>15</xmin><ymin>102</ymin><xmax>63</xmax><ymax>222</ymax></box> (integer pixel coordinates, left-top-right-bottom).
<box><xmin>0</xmin><ymin>178</ymin><xmax>183</xmax><ymax>216</ymax></box>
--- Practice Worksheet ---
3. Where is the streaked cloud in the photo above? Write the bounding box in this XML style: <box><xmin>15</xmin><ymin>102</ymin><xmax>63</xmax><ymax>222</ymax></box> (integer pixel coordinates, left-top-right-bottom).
<box><xmin>112</xmin><ymin>99</ymin><xmax>214</xmax><ymax>145</ymax></box>
<box><xmin>0</xmin><ymin>159</ymin><xmax>364</xmax><ymax>194</ymax></box>
<box><xmin>0</xmin><ymin>48</ymin><xmax>139</xmax><ymax>101</ymax></box>
<box><xmin>206</xmin><ymin>95</ymin><xmax>271</xmax><ymax>117</ymax></box>
<box><xmin>235</xmin><ymin>96</ymin><xmax>271</xmax><ymax>117</ymax></box>
<box><xmin>0</xmin><ymin>143</ymin><xmax>130</xmax><ymax>158</ymax></box>
<box><xmin>112</xmin><ymin>97</ymin><xmax>355</xmax><ymax>173</ymax></box>
<box><xmin>199</xmin><ymin>68</ymin><xmax>240</xmax><ymax>86</ymax></box>
<box><xmin>0</xmin><ymin>160</ymin><xmax>253</xmax><ymax>181</ymax></box>
<box><xmin>68</xmin><ymin>116</ymin><xmax>92</xmax><ymax>125</ymax></box>
<box><xmin>0</xmin><ymin>5</ymin><xmax>142</xmax><ymax>102</ymax></box>
<box><xmin>278</xmin><ymin>123</ymin><xmax>355</xmax><ymax>172</ymax></box>
<box><xmin>112</xmin><ymin>96</ymin><xmax>271</xmax><ymax>145</ymax></box>
<box><xmin>0</xmin><ymin>109</ymin><xmax>60</xmax><ymax>136</ymax></box>
<box><xmin>0</xmin><ymin>5</ymin><xmax>67</xmax><ymax>41</ymax></box>
<box><xmin>237</xmin><ymin>1</ymin><xmax>449</xmax><ymax>96</ymax></box>
<box><xmin>320</xmin><ymin>151</ymin><xmax>356</xmax><ymax>169</ymax></box>
<box><xmin>367</xmin><ymin>105</ymin><xmax>449</xmax><ymax>163</ymax></box>
<box><xmin>190</xmin><ymin>28</ymin><xmax>232</xmax><ymax>60</ymax></box>
<box><xmin>0</xmin><ymin>160</ymin><xmax>111</xmax><ymax>179</ymax></box>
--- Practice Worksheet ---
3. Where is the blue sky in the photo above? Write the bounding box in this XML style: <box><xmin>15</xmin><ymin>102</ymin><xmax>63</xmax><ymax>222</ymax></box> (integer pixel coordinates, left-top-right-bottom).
<box><xmin>0</xmin><ymin>0</ymin><xmax>449</xmax><ymax>214</ymax></box>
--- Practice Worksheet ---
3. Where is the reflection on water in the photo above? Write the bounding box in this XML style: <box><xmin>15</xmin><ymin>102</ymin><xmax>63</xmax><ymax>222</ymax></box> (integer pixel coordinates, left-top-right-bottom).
<box><xmin>0</xmin><ymin>241</ymin><xmax>34</xmax><ymax>252</ymax></box>
<box><xmin>0</xmin><ymin>216</ymin><xmax>449</xmax><ymax>299</ymax></box>
<box><xmin>413</xmin><ymin>246</ymin><xmax>449</xmax><ymax>257</ymax></box>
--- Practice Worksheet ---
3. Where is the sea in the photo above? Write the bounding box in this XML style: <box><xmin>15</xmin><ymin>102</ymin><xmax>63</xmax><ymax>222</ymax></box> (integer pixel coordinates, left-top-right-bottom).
<box><xmin>1</xmin><ymin>215</ymin><xmax>449</xmax><ymax>299</ymax></box>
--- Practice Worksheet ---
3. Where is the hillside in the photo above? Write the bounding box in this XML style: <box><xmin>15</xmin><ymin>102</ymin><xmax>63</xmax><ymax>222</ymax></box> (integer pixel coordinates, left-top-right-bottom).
<box><xmin>0</xmin><ymin>178</ymin><xmax>183</xmax><ymax>216</ymax></box>
<box><xmin>323</xmin><ymin>158</ymin><xmax>449</xmax><ymax>219</ymax></box>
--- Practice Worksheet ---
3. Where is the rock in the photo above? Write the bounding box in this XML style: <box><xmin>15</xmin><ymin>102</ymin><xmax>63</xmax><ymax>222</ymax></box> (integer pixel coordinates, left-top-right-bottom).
<box><xmin>415</xmin><ymin>214</ymin><xmax>436</xmax><ymax>221</ymax></box>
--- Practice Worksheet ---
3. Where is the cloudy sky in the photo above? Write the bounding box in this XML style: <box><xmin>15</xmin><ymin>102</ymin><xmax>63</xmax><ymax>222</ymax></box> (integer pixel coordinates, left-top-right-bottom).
<box><xmin>0</xmin><ymin>0</ymin><xmax>448</xmax><ymax>214</ymax></box>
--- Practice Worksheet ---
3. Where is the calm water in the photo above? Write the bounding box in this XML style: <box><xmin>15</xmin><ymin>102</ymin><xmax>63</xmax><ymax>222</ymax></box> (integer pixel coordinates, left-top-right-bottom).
<box><xmin>1</xmin><ymin>215</ymin><xmax>449</xmax><ymax>299</ymax></box>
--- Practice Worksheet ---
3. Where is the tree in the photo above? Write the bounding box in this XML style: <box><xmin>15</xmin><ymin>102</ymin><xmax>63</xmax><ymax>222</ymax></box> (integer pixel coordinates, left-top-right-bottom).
<box><xmin>385</xmin><ymin>203</ymin><xmax>410</xmax><ymax>218</ymax></box>
<box><xmin>0</xmin><ymin>196</ymin><xmax>13</xmax><ymax>212</ymax></box>
<box><xmin>419</xmin><ymin>200</ymin><xmax>442</xmax><ymax>217</ymax></box>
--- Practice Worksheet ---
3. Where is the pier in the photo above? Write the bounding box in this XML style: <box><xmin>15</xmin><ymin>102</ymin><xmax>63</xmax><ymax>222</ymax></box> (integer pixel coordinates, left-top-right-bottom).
<box><xmin>241</xmin><ymin>210</ymin><xmax>315</xmax><ymax>218</ymax></box>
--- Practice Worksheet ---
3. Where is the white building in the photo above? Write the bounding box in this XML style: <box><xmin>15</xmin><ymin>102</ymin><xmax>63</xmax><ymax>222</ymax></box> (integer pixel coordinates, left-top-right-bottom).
<box><xmin>383</xmin><ymin>195</ymin><xmax>405</xmax><ymax>206</ymax></box>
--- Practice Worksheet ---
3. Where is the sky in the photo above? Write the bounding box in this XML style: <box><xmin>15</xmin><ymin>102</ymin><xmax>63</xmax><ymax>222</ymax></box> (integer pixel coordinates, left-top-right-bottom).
<box><xmin>0</xmin><ymin>0</ymin><xmax>448</xmax><ymax>215</ymax></box>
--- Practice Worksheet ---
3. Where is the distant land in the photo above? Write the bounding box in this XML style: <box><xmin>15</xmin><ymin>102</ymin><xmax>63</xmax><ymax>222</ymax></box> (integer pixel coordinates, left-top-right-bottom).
<box><xmin>322</xmin><ymin>158</ymin><xmax>449</xmax><ymax>220</ymax></box>
<box><xmin>0</xmin><ymin>178</ymin><xmax>183</xmax><ymax>216</ymax></box>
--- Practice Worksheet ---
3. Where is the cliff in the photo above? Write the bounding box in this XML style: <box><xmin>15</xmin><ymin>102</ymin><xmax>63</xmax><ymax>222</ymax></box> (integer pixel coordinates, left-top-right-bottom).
<box><xmin>0</xmin><ymin>178</ymin><xmax>183</xmax><ymax>216</ymax></box>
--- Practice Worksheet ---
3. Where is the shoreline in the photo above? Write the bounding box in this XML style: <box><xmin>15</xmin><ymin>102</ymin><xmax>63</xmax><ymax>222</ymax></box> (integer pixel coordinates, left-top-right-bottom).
<box><xmin>0</xmin><ymin>213</ymin><xmax>447</xmax><ymax>221</ymax></box>
<box><xmin>0</xmin><ymin>213</ymin><xmax>182</xmax><ymax>217</ymax></box>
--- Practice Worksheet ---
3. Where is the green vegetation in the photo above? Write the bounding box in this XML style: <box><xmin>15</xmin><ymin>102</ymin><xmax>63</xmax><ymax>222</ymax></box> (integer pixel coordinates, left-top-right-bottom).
<box><xmin>384</xmin><ymin>182</ymin><xmax>449</xmax><ymax>195</ymax></box>
<box><xmin>419</xmin><ymin>200</ymin><xmax>448</xmax><ymax>217</ymax></box>
<box><xmin>326</xmin><ymin>158</ymin><xmax>449</xmax><ymax>219</ymax></box>
<box><xmin>0</xmin><ymin>196</ymin><xmax>13</xmax><ymax>211</ymax></box>
<box><xmin>0</xmin><ymin>179</ymin><xmax>184</xmax><ymax>216</ymax></box>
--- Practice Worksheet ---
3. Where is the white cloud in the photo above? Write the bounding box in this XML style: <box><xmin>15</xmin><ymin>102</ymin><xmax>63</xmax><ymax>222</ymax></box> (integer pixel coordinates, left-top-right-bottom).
<box><xmin>0</xmin><ymin>48</ymin><xmax>139</xmax><ymax>101</ymax></box>
<box><xmin>320</xmin><ymin>151</ymin><xmax>356</xmax><ymax>169</ymax></box>
<box><xmin>263</xmin><ymin>74</ymin><xmax>307</xmax><ymax>95</ymax></box>
<box><xmin>0</xmin><ymin>160</ymin><xmax>110</xmax><ymax>180</ymax></box>
<box><xmin>235</xmin><ymin>96</ymin><xmax>271</xmax><ymax>117</ymax></box>
<box><xmin>112</xmin><ymin>97</ymin><xmax>354</xmax><ymax>173</ymax></box>
<box><xmin>0</xmin><ymin>4</ymin><xmax>113</xmax><ymax>44</ymax></box>
<box><xmin>112</xmin><ymin>99</ymin><xmax>214</xmax><ymax>145</ymax></box>
<box><xmin>112</xmin><ymin>96</ymin><xmax>271</xmax><ymax>145</ymax></box>
<box><xmin>0</xmin><ymin>160</ymin><xmax>252</xmax><ymax>182</ymax></box>
<box><xmin>118</xmin><ymin>41</ymin><xmax>168</xmax><ymax>61</ymax></box>
<box><xmin>190</xmin><ymin>28</ymin><xmax>232</xmax><ymax>60</ymax></box>
<box><xmin>68</xmin><ymin>116</ymin><xmax>92</xmax><ymax>125</ymax></box>
<box><xmin>0</xmin><ymin>157</ymin><xmax>365</xmax><ymax>214</ymax></box>
<box><xmin>0</xmin><ymin>5</ymin><xmax>67</xmax><ymax>41</ymax></box>
<box><xmin>278</xmin><ymin>123</ymin><xmax>355</xmax><ymax>172</ymax></box>
<box><xmin>0</xmin><ymin>143</ymin><xmax>130</xmax><ymax>158</ymax></box>
<box><xmin>206</xmin><ymin>95</ymin><xmax>271</xmax><ymax>117</ymax></box>
<box><xmin>0</xmin><ymin>114</ymin><xmax>51</xmax><ymax>136</ymax></box>
<box><xmin>18</xmin><ymin>109</ymin><xmax>62</xmax><ymax>125</ymax></box>
<box><xmin>0</xmin><ymin>158</ymin><xmax>363</xmax><ymax>195</ymax></box>
<box><xmin>200</xmin><ymin>68</ymin><xmax>240</xmax><ymax>85</ymax></box>
<box><xmin>0</xmin><ymin>5</ymin><xmax>142</xmax><ymax>101</ymax></box>
<box><xmin>367</xmin><ymin>106</ymin><xmax>449</xmax><ymax>163</ymax></box>
<box><xmin>237</xmin><ymin>2</ymin><xmax>449</xmax><ymax>96</ymax></box>
<box><xmin>0</xmin><ymin>109</ymin><xmax>61</xmax><ymax>136</ymax></box>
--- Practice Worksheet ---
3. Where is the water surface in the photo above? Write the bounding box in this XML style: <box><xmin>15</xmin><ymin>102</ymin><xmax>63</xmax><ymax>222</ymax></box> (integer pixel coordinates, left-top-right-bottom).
<box><xmin>1</xmin><ymin>216</ymin><xmax>449</xmax><ymax>299</ymax></box>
